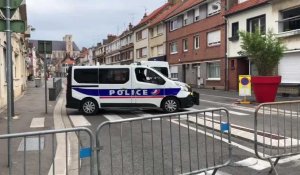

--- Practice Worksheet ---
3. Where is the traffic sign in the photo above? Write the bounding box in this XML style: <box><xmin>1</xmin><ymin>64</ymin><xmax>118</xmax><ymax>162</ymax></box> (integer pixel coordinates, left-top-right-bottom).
<box><xmin>0</xmin><ymin>0</ymin><xmax>23</xmax><ymax>9</ymax></box>
<box><xmin>0</xmin><ymin>0</ymin><xmax>23</xmax><ymax>18</ymax></box>
<box><xmin>38</xmin><ymin>41</ymin><xmax>52</xmax><ymax>54</ymax></box>
<box><xmin>239</xmin><ymin>75</ymin><xmax>251</xmax><ymax>96</ymax></box>
<box><xmin>0</xmin><ymin>19</ymin><xmax>25</xmax><ymax>32</ymax></box>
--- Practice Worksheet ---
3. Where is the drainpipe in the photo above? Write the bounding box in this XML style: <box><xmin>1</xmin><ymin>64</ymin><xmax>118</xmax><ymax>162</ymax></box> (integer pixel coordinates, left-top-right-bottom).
<box><xmin>224</xmin><ymin>0</ymin><xmax>229</xmax><ymax>91</ymax></box>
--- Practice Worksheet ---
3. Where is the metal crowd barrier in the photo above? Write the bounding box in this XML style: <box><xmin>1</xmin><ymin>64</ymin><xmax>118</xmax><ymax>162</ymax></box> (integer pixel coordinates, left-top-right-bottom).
<box><xmin>0</xmin><ymin>127</ymin><xmax>94</xmax><ymax>175</ymax></box>
<box><xmin>96</xmin><ymin>108</ymin><xmax>232</xmax><ymax>175</ymax></box>
<box><xmin>254</xmin><ymin>100</ymin><xmax>300</xmax><ymax>175</ymax></box>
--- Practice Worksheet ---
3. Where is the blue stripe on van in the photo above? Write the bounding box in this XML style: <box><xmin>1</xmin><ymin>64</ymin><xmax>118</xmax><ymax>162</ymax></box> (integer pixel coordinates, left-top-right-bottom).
<box><xmin>72</xmin><ymin>88</ymin><xmax>181</xmax><ymax>97</ymax></box>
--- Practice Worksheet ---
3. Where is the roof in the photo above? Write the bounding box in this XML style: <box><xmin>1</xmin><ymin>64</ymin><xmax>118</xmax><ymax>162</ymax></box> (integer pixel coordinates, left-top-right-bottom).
<box><xmin>137</xmin><ymin>2</ymin><xmax>171</xmax><ymax>27</ymax></box>
<box><xmin>29</xmin><ymin>40</ymin><xmax>80</xmax><ymax>52</ymax></box>
<box><xmin>166</xmin><ymin>0</ymin><xmax>204</xmax><ymax>20</ymax></box>
<box><xmin>149</xmin><ymin>2</ymin><xmax>184</xmax><ymax>27</ymax></box>
<box><xmin>225</xmin><ymin>0</ymin><xmax>270</xmax><ymax>16</ymax></box>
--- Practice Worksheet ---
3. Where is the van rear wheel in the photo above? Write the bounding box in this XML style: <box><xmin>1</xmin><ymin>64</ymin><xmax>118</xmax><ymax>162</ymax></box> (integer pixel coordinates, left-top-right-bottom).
<box><xmin>81</xmin><ymin>98</ymin><xmax>99</xmax><ymax>115</ymax></box>
<box><xmin>162</xmin><ymin>97</ymin><xmax>179</xmax><ymax>113</ymax></box>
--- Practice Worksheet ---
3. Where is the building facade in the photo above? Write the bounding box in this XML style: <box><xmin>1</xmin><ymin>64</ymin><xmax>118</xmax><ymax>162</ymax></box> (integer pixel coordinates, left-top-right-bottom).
<box><xmin>30</xmin><ymin>35</ymin><xmax>80</xmax><ymax>77</ymax></box>
<box><xmin>226</xmin><ymin>0</ymin><xmax>300</xmax><ymax>92</ymax></box>
<box><xmin>0</xmin><ymin>4</ymin><xmax>29</xmax><ymax>109</ymax></box>
<box><xmin>166</xmin><ymin>0</ymin><xmax>226</xmax><ymax>89</ymax></box>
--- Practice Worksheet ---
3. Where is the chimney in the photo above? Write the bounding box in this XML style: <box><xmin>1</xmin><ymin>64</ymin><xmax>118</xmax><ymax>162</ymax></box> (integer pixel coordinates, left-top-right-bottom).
<box><xmin>168</xmin><ymin>0</ymin><xmax>181</xmax><ymax>4</ymax></box>
<box><xmin>107</xmin><ymin>34</ymin><xmax>117</xmax><ymax>43</ymax></box>
<box><xmin>143</xmin><ymin>13</ymin><xmax>147</xmax><ymax>18</ymax></box>
<box><xmin>128</xmin><ymin>23</ymin><xmax>133</xmax><ymax>30</ymax></box>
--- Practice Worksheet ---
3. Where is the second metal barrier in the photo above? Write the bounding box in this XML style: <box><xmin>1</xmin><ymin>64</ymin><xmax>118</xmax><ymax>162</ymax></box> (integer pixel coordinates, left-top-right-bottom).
<box><xmin>96</xmin><ymin>108</ymin><xmax>232</xmax><ymax>175</ymax></box>
<box><xmin>0</xmin><ymin>127</ymin><xmax>94</xmax><ymax>175</ymax></box>
<box><xmin>254</xmin><ymin>100</ymin><xmax>300</xmax><ymax>175</ymax></box>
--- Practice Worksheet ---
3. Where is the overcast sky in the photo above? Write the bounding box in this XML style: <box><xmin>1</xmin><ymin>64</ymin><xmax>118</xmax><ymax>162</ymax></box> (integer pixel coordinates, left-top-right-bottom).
<box><xmin>27</xmin><ymin>0</ymin><xmax>167</xmax><ymax>49</ymax></box>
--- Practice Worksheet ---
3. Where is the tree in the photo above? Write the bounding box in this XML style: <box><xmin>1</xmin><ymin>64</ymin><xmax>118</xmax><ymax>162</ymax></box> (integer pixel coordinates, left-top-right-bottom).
<box><xmin>238</xmin><ymin>29</ymin><xmax>286</xmax><ymax>76</ymax></box>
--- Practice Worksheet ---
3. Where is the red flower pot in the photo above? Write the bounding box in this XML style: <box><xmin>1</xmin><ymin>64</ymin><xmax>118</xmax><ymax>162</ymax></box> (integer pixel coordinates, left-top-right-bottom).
<box><xmin>251</xmin><ymin>76</ymin><xmax>281</xmax><ymax>103</ymax></box>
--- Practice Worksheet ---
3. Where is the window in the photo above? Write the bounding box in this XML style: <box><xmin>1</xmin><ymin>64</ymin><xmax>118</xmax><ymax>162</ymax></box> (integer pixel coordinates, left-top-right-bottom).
<box><xmin>171</xmin><ymin>73</ymin><xmax>178</xmax><ymax>79</ymax></box>
<box><xmin>232</xmin><ymin>22</ymin><xmax>239</xmax><ymax>37</ymax></box>
<box><xmin>183</xmin><ymin>39</ymin><xmax>188</xmax><ymax>52</ymax></box>
<box><xmin>207</xmin><ymin>30</ymin><xmax>221</xmax><ymax>46</ymax></box>
<box><xmin>136</xmin><ymin>29</ymin><xmax>147</xmax><ymax>41</ymax></box>
<box><xmin>184</xmin><ymin>13</ymin><xmax>188</xmax><ymax>26</ymax></box>
<box><xmin>99</xmin><ymin>68</ymin><xmax>129</xmax><ymax>84</ymax></box>
<box><xmin>247</xmin><ymin>15</ymin><xmax>266</xmax><ymax>34</ymax></box>
<box><xmin>157</xmin><ymin>45</ymin><xmax>164</xmax><ymax>55</ymax></box>
<box><xmin>183</xmin><ymin>11</ymin><xmax>194</xmax><ymax>26</ymax></box>
<box><xmin>157</xmin><ymin>24</ymin><xmax>163</xmax><ymax>35</ymax></box>
<box><xmin>207</xmin><ymin>62</ymin><xmax>220</xmax><ymax>79</ymax></box>
<box><xmin>74</xmin><ymin>69</ymin><xmax>98</xmax><ymax>83</ymax></box>
<box><xmin>199</xmin><ymin>5</ymin><xmax>207</xmax><ymax>20</ymax></box>
<box><xmin>207</xmin><ymin>0</ymin><xmax>221</xmax><ymax>16</ymax></box>
<box><xmin>135</xmin><ymin>68</ymin><xmax>165</xmax><ymax>85</ymax></box>
<box><xmin>136</xmin><ymin>47</ymin><xmax>147</xmax><ymax>58</ymax></box>
<box><xmin>230</xmin><ymin>22</ymin><xmax>239</xmax><ymax>41</ymax></box>
<box><xmin>194</xmin><ymin>35</ymin><xmax>200</xmax><ymax>49</ymax></box>
<box><xmin>170</xmin><ymin>42</ymin><xmax>178</xmax><ymax>54</ymax></box>
<box><xmin>194</xmin><ymin>8</ymin><xmax>200</xmax><ymax>21</ymax></box>
<box><xmin>280</xmin><ymin>7</ymin><xmax>300</xmax><ymax>32</ymax></box>
<box><xmin>170</xmin><ymin>19</ymin><xmax>177</xmax><ymax>31</ymax></box>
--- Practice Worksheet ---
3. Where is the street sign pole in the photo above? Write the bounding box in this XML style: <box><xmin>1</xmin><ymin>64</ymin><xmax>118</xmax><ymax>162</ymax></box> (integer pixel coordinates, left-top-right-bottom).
<box><xmin>38</xmin><ymin>40</ymin><xmax>52</xmax><ymax>114</ymax></box>
<box><xmin>44</xmin><ymin>43</ymin><xmax>48</xmax><ymax>114</ymax></box>
<box><xmin>5</xmin><ymin>0</ymin><xmax>12</xmax><ymax>169</ymax></box>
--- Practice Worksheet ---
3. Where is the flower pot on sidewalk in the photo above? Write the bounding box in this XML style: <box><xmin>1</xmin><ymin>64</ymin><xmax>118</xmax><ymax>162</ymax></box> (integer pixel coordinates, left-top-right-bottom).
<box><xmin>252</xmin><ymin>76</ymin><xmax>281</xmax><ymax>103</ymax></box>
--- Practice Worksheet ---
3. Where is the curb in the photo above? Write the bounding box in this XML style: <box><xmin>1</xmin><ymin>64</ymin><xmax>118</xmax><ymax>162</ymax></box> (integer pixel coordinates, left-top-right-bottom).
<box><xmin>48</xmin><ymin>81</ymin><xmax>79</xmax><ymax>175</ymax></box>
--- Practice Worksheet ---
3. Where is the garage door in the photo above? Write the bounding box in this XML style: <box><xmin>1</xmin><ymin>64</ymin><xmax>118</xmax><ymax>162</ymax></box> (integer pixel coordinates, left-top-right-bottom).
<box><xmin>279</xmin><ymin>52</ymin><xmax>300</xmax><ymax>83</ymax></box>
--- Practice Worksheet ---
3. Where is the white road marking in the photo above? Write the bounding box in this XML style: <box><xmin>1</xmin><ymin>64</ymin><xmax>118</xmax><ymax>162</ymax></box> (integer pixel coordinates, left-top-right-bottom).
<box><xmin>197</xmin><ymin>169</ymin><xmax>231</xmax><ymax>175</ymax></box>
<box><xmin>234</xmin><ymin>157</ymin><xmax>270</xmax><ymax>171</ymax></box>
<box><xmin>200</xmin><ymin>93</ymin><xmax>240</xmax><ymax>100</ymax></box>
<box><xmin>103</xmin><ymin>114</ymin><xmax>123</xmax><ymax>121</ymax></box>
<box><xmin>227</xmin><ymin>110</ymin><xmax>249</xmax><ymax>116</ymax></box>
<box><xmin>135</xmin><ymin>112</ymin><xmax>161</xmax><ymax>120</ymax></box>
<box><xmin>30</xmin><ymin>117</ymin><xmax>45</xmax><ymax>128</ymax></box>
<box><xmin>69</xmin><ymin>115</ymin><xmax>91</xmax><ymax>127</ymax></box>
<box><xmin>206</xmin><ymin>107</ymin><xmax>249</xmax><ymax>116</ymax></box>
<box><xmin>171</xmin><ymin>119</ymin><xmax>268</xmax><ymax>158</ymax></box>
<box><xmin>173</xmin><ymin>118</ymin><xmax>299</xmax><ymax>165</ymax></box>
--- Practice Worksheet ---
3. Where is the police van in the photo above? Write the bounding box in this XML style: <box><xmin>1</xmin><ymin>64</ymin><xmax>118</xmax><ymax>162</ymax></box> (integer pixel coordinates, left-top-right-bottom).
<box><xmin>66</xmin><ymin>64</ymin><xmax>199</xmax><ymax>115</ymax></box>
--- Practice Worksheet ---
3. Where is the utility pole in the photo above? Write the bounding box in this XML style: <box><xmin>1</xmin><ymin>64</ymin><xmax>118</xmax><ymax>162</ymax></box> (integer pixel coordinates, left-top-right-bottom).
<box><xmin>5</xmin><ymin>0</ymin><xmax>13</xmax><ymax>168</ymax></box>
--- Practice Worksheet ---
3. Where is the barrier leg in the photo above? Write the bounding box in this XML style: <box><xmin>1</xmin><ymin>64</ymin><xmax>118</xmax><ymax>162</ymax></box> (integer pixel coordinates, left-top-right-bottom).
<box><xmin>268</xmin><ymin>158</ymin><xmax>279</xmax><ymax>175</ymax></box>
<box><xmin>212</xmin><ymin>168</ymin><xmax>218</xmax><ymax>175</ymax></box>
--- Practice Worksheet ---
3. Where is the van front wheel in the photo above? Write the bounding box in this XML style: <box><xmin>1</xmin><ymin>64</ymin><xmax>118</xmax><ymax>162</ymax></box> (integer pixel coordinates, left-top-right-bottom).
<box><xmin>162</xmin><ymin>97</ymin><xmax>179</xmax><ymax>113</ymax></box>
<box><xmin>81</xmin><ymin>98</ymin><xmax>99</xmax><ymax>115</ymax></box>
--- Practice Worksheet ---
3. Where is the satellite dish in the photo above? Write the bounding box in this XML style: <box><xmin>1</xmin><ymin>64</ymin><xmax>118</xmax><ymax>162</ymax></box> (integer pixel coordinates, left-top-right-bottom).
<box><xmin>212</xmin><ymin>4</ymin><xmax>219</xmax><ymax>10</ymax></box>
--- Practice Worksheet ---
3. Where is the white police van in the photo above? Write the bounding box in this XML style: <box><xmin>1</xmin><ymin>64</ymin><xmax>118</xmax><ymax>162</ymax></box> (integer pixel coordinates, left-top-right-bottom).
<box><xmin>66</xmin><ymin>64</ymin><xmax>199</xmax><ymax>115</ymax></box>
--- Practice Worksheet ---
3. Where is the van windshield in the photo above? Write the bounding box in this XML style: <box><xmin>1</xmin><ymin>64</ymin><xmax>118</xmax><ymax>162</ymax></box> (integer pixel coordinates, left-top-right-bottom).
<box><xmin>152</xmin><ymin>67</ymin><xmax>169</xmax><ymax>77</ymax></box>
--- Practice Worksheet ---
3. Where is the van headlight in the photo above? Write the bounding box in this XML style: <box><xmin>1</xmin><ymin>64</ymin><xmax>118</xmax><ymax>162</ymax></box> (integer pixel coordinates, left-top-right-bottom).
<box><xmin>175</xmin><ymin>82</ymin><xmax>190</xmax><ymax>92</ymax></box>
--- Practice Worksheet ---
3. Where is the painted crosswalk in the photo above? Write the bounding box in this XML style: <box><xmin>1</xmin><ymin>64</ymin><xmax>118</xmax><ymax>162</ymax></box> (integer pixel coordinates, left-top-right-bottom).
<box><xmin>68</xmin><ymin>108</ymin><xmax>300</xmax><ymax>174</ymax></box>
<box><xmin>30</xmin><ymin>117</ymin><xmax>45</xmax><ymax>128</ymax></box>
<box><xmin>69</xmin><ymin>115</ymin><xmax>91</xmax><ymax>127</ymax></box>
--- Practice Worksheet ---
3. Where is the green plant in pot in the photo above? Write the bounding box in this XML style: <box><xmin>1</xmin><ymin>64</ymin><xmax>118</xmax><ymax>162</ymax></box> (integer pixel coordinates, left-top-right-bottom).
<box><xmin>238</xmin><ymin>29</ymin><xmax>286</xmax><ymax>103</ymax></box>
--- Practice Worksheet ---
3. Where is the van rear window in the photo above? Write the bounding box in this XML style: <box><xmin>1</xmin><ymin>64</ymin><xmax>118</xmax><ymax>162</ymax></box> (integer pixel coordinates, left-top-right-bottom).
<box><xmin>74</xmin><ymin>69</ymin><xmax>98</xmax><ymax>83</ymax></box>
<box><xmin>99</xmin><ymin>68</ymin><xmax>129</xmax><ymax>84</ymax></box>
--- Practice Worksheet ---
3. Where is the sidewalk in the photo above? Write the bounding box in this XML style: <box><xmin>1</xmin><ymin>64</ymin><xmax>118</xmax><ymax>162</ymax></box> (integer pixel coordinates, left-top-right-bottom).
<box><xmin>0</xmin><ymin>78</ymin><xmax>62</xmax><ymax>175</ymax></box>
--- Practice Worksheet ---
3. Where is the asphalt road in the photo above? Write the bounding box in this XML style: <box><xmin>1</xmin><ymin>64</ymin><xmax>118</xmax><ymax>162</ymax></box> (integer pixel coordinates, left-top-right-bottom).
<box><xmin>67</xmin><ymin>92</ymin><xmax>300</xmax><ymax>175</ymax></box>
